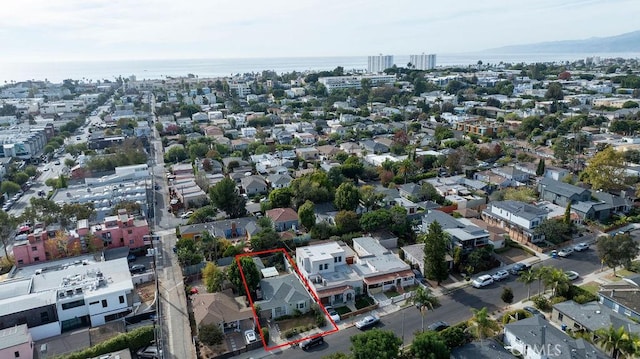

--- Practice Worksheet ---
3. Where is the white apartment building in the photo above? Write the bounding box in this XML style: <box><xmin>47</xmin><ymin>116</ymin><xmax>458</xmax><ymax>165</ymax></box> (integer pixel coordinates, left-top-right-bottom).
<box><xmin>367</xmin><ymin>54</ymin><xmax>394</xmax><ymax>73</ymax></box>
<box><xmin>0</xmin><ymin>257</ymin><xmax>135</xmax><ymax>341</ymax></box>
<box><xmin>409</xmin><ymin>53</ymin><xmax>437</xmax><ymax>70</ymax></box>
<box><xmin>229</xmin><ymin>82</ymin><xmax>252</xmax><ymax>97</ymax></box>
<box><xmin>318</xmin><ymin>75</ymin><xmax>396</xmax><ymax>93</ymax></box>
<box><xmin>39</xmin><ymin>101</ymin><xmax>85</xmax><ymax>115</ymax></box>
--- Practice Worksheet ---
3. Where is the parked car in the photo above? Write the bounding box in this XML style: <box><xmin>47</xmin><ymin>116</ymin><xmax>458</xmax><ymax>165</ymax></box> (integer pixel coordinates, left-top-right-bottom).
<box><xmin>181</xmin><ymin>211</ymin><xmax>194</xmax><ymax>219</ymax></box>
<box><xmin>574</xmin><ymin>242</ymin><xmax>589</xmax><ymax>252</ymax></box>
<box><xmin>127</xmin><ymin>254</ymin><xmax>136</xmax><ymax>262</ymax></box>
<box><xmin>510</xmin><ymin>263</ymin><xmax>532</xmax><ymax>275</ymax></box>
<box><xmin>130</xmin><ymin>264</ymin><xmax>146</xmax><ymax>274</ymax></box>
<box><xmin>325</xmin><ymin>306</ymin><xmax>340</xmax><ymax>323</ymax></box>
<box><xmin>355</xmin><ymin>315</ymin><xmax>380</xmax><ymax>330</ymax></box>
<box><xmin>244</xmin><ymin>330</ymin><xmax>257</xmax><ymax>344</ymax></box>
<box><xmin>301</xmin><ymin>335</ymin><xmax>324</xmax><ymax>350</ymax></box>
<box><xmin>472</xmin><ymin>275</ymin><xmax>494</xmax><ymax>288</ymax></box>
<box><xmin>565</xmin><ymin>271</ymin><xmax>579</xmax><ymax>281</ymax></box>
<box><xmin>523</xmin><ymin>306</ymin><xmax>544</xmax><ymax>318</ymax></box>
<box><xmin>427</xmin><ymin>321</ymin><xmax>450</xmax><ymax>332</ymax></box>
<box><xmin>558</xmin><ymin>248</ymin><xmax>574</xmax><ymax>257</ymax></box>
<box><xmin>136</xmin><ymin>345</ymin><xmax>160</xmax><ymax>359</ymax></box>
<box><xmin>492</xmin><ymin>270</ymin><xmax>510</xmax><ymax>282</ymax></box>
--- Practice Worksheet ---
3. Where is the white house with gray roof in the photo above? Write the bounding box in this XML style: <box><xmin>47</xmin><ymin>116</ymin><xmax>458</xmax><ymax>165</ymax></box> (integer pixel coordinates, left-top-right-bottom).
<box><xmin>255</xmin><ymin>273</ymin><xmax>313</xmax><ymax>319</ymax></box>
<box><xmin>350</xmin><ymin>237</ymin><xmax>414</xmax><ymax>294</ymax></box>
<box><xmin>552</xmin><ymin>300</ymin><xmax>640</xmax><ymax>334</ymax></box>
<box><xmin>422</xmin><ymin>210</ymin><xmax>491</xmax><ymax>252</ymax></box>
<box><xmin>482</xmin><ymin>200</ymin><xmax>548</xmax><ymax>243</ymax></box>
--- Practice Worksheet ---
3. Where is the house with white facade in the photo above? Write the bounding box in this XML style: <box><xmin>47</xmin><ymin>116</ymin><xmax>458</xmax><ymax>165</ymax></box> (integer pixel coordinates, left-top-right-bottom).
<box><xmin>296</xmin><ymin>242</ymin><xmax>361</xmax><ymax>306</ymax></box>
<box><xmin>482</xmin><ymin>200</ymin><xmax>548</xmax><ymax>243</ymax></box>
<box><xmin>350</xmin><ymin>237</ymin><xmax>414</xmax><ymax>294</ymax></box>
<box><xmin>422</xmin><ymin>210</ymin><xmax>491</xmax><ymax>253</ymax></box>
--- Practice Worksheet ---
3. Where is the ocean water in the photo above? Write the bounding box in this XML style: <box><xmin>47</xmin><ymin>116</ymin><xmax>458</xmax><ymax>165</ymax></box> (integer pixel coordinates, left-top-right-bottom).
<box><xmin>1</xmin><ymin>52</ymin><xmax>639</xmax><ymax>84</ymax></box>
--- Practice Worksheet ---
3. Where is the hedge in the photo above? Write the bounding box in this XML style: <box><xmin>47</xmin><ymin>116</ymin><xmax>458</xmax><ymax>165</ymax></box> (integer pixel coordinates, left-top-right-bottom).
<box><xmin>60</xmin><ymin>326</ymin><xmax>154</xmax><ymax>359</ymax></box>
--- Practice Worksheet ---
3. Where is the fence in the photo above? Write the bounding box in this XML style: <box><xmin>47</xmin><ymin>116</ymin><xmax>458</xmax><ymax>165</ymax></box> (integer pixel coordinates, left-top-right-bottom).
<box><xmin>340</xmin><ymin>303</ymin><xmax>379</xmax><ymax>320</ymax></box>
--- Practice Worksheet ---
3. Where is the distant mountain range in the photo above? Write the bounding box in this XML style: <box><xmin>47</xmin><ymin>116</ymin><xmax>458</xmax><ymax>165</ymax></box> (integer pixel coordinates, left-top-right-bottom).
<box><xmin>487</xmin><ymin>30</ymin><xmax>640</xmax><ymax>53</ymax></box>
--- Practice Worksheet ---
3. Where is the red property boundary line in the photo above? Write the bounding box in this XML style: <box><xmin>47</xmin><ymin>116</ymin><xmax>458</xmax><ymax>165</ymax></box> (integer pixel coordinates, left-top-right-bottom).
<box><xmin>235</xmin><ymin>248</ymin><xmax>339</xmax><ymax>351</ymax></box>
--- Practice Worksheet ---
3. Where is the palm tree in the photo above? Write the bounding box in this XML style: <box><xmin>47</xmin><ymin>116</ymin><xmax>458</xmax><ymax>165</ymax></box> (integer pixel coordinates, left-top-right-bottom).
<box><xmin>469</xmin><ymin>307</ymin><xmax>496</xmax><ymax>343</ymax></box>
<box><xmin>517</xmin><ymin>269</ymin><xmax>536</xmax><ymax>300</ymax></box>
<box><xmin>544</xmin><ymin>268</ymin><xmax>569</xmax><ymax>297</ymax></box>
<box><xmin>412</xmin><ymin>287</ymin><xmax>439</xmax><ymax>332</ymax></box>
<box><xmin>533</xmin><ymin>266</ymin><xmax>552</xmax><ymax>295</ymax></box>
<box><xmin>594</xmin><ymin>325</ymin><xmax>634</xmax><ymax>359</ymax></box>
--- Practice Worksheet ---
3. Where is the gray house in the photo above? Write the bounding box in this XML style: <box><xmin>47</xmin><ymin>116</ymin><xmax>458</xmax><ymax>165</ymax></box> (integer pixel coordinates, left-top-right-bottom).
<box><xmin>598</xmin><ymin>277</ymin><xmax>640</xmax><ymax>322</ymax></box>
<box><xmin>552</xmin><ymin>300</ymin><xmax>640</xmax><ymax>334</ymax></box>
<box><xmin>240</xmin><ymin>175</ymin><xmax>268</xmax><ymax>195</ymax></box>
<box><xmin>537</xmin><ymin>178</ymin><xmax>590</xmax><ymax>207</ymax></box>
<box><xmin>255</xmin><ymin>273</ymin><xmax>312</xmax><ymax>319</ymax></box>
<box><xmin>359</xmin><ymin>140</ymin><xmax>389</xmax><ymax>154</ymax></box>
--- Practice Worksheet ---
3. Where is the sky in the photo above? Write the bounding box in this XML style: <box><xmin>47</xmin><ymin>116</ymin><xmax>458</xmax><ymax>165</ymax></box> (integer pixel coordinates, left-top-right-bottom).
<box><xmin>1</xmin><ymin>0</ymin><xmax>639</xmax><ymax>62</ymax></box>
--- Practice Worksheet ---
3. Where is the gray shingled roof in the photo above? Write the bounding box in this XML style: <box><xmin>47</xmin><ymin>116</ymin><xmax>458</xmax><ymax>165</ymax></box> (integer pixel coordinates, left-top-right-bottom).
<box><xmin>257</xmin><ymin>273</ymin><xmax>310</xmax><ymax>311</ymax></box>
<box><xmin>423</xmin><ymin>210</ymin><xmax>463</xmax><ymax>229</ymax></box>
<box><xmin>451</xmin><ymin>339</ymin><xmax>515</xmax><ymax>359</ymax></box>
<box><xmin>491</xmin><ymin>200</ymin><xmax>548</xmax><ymax>220</ymax></box>
<box><xmin>539</xmin><ymin>178</ymin><xmax>589</xmax><ymax>198</ymax></box>
<box><xmin>553</xmin><ymin>300</ymin><xmax>640</xmax><ymax>333</ymax></box>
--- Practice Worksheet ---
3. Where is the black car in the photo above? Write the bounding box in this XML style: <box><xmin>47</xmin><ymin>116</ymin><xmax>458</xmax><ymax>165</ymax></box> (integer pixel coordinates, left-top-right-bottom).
<box><xmin>510</xmin><ymin>263</ymin><xmax>532</xmax><ymax>275</ymax></box>
<box><xmin>427</xmin><ymin>321</ymin><xmax>450</xmax><ymax>332</ymax></box>
<box><xmin>301</xmin><ymin>335</ymin><xmax>324</xmax><ymax>351</ymax></box>
<box><xmin>523</xmin><ymin>306</ymin><xmax>545</xmax><ymax>318</ymax></box>
<box><xmin>130</xmin><ymin>264</ymin><xmax>146</xmax><ymax>274</ymax></box>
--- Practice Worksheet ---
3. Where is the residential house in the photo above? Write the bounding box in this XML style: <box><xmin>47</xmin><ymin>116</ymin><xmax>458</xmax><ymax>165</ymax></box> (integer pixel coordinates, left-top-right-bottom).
<box><xmin>240</xmin><ymin>175</ymin><xmax>268</xmax><ymax>196</ymax></box>
<box><xmin>293</xmin><ymin>132</ymin><xmax>316</xmax><ymax>145</ymax></box>
<box><xmin>503</xmin><ymin>316</ymin><xmax>607</xmax><ymax>359</ymax></box>
<box><xmin>266</xmin><ymin>173</ymin><xmax>293</xmax><ymax>189</ymax></box>
<box><xmin>266</xmin><ymin>208</ymin><xmax>299</xmax><ymax>231</ymax></box>
<box><xmin>255</xmin><ymin>273</ymin><xmax>312</xmax><ymax>319</ymax></box>
<box><xmin>482</xmin><ymin>201</ymin><xmax>548</xmax><ymax>244</ymax></box>
<box><xmin>295</xmin><ymin>147</ymin><xmax>319</xmax><ymax>161</ymax></box>
<box><xmin>192</xmin><ymin>289</ymin><xmax>255</xmax><ymax>334</ymax></box>
<box><xmin>296</xmin><ymin>242</ymin><xmax>361</xmax><ymax>306</ymax></box>
<box><xmin>359</xmin><ymin>140</ymin><xmax>389</xmax><ymax>154</ymax></box>
<box><xmin>598</xmin><ymin>277</ymin><xmax>640</xmax><ymax>321</ymax></box>
<box><xmin>491</xmin><ymin>166</ymin><xmax>530</xmax><ymax>183</ymax></box>
<box><xmin>179</xmin><ymin>217</ymin><xmax>259</xmax><ymax>243</ymax></box>
<box><xmin>398</xmin><ymin>183</ymin><xmax>423</xmax><ymax>201</ymax></box>
<box><xmin>350</xmin><ymin>237</ymin><xmax>414</xmax><ymax>294</ymax></box>
<box><xmin>316</xmin><ymin>145</ymin><xmax>342</xmax><ymax>160</ymax></box>
<box><xmin>537</xmin><ymin>178</ymin><xmax>590</xmax><ymax>207</ymax></box>
<box><xmin>552</xmin><ymin>300</ymin><xmax>640</xmax><ymax>335</ymax></box>
<box><xmin>0</xmin><ymin>324</ymin><xmax>34</xmax><ymax>359</ymax></box>
<box><xmin>401</xmin><ymin>243</ymin><xmax>454</xmax><ymax>276</ymax></box>
<box><xmin>451</xmin><ymin>339</ymin><xmax>515</xmax><ymax>359</ymax></box>
<box><xmin>339</xmin><ymin>142</ymin><xmax>361</xmax><ymax>156</ymax></box>
<box><xmin>473</xmin><ymin>170</ymin><xmax>513</xmax><ymax>188</ymax></box>
<box><xmin>422</xmin><ymin>210</ymin><xmax>490</xmax><ymax>253</ymax></box>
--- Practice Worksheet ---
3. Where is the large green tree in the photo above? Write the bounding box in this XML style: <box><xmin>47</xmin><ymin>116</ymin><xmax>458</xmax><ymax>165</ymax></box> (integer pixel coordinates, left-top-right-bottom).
<box><xmin>268</xmin><ymin>188</ymin><xmax>292</xmax><ymax>208</ymax></box>
<box><xmin>335</xmin><ymin>210</ymin><xmax>360</xmax><ymax>234</ymax></box>
<box><xmin>350</xmin><ymin>329</ymin><xmax>402</xmax><ymax>359</ymax></box>
<box><xmin>582</xmin><ymin>146</ymin><xmax>626</xmax><ymax>191</ymax></box>
<box><xmin>597</xmin><ymin>234</ymin><xmax>640</xmax><ymax>276</ymax></box>
<box><xmin>209</xmin><ymin>177</ymin><xmax>246</xmax><ymax>218</ymax></box>
<box><xmin>422</xmin><ymin>222</ymin><xmax>449</xmax><ymax>285</ymax></box>
<box><xmin>0</xmin><ymin>211</ymin><xmax>18</xmax><ymax>257</ymax></box>
<box><xmin>298</xmin><ymin>200</ymin><xmax>316</xmax><ymax>230</ymax></box>
<box><xmin>359</xmin><ymin>185</ymin><xmax>384</xmax><ymax>212</ymax></box>
<box><xmin>334</xmin><ymin>182</ymin><xmax>360</xmax><ymax>211</ymax></box>
<box><xmin>410</xmin><ymin>331</ymin><xmax>450</xmax><ymax>359</ymax></box>
<box><xmin>593</xmin><ymin>325</ymin><xmax>638</xmax><ymax>359</ymax></box>
<box><xmin>413</xmin><ymin>287</ymin><xmax>439</xmax><ymax>332</ymax></box>
<box><xmin>202</xmin><ymin>262</ymin><xmax>225</xmax><ymax>293</ymax></box>
<box><xmin>228</xmin><ymin>256</ymin><xmax>261</xmax><ymax>297</ymax></box>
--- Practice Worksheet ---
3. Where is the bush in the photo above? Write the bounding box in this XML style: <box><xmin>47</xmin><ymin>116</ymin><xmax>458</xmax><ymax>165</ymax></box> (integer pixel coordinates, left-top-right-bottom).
<box><xmin>439</xmin><ymin>322</ymin><xmax>469</xmax><ymax>349</ymax></box>
<box><xmin>199</xmin><ymin>323</ymin><xmax>224</xmax><ymax>345</ymax></box>
<box><xmin>316</xmin><ymin>313</ymin><xmax>327</xmax><ymax>327</ymax></box>
<box><xmin>284</xmin><ymin>328</ymin><xmax>298</xmax><ymax>339</ymax></box>
<box><xmin>62</xmin><ymin>326</ymin><xmax>154</xmax><ymax>359</ymax></box>
<box><xmin>532</xmin><ymin>295</ymin><xmax>552</xmax><ymax>312</ymax></box>
<box><xmin>565</xmin><ymin>285</ymin><xmax>597</xmax><ymax>304</ymax></box>
<box><xmin>550</xmin><ymin>296</ymin><xmax>568</xmax><ymax>305</ymax></box>
<box><xmin>262</xmin><ymin>327</ymin><xmax>269</xmax><ymax>344</ymax></box>
<box><xmin>501</xmin><ymin>309</ymin><xmax>533</xmax><ymax>325</ymax></box>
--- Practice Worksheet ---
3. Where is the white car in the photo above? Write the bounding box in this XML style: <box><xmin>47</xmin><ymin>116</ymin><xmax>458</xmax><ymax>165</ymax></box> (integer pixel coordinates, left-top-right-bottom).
<box><xmin>244</xmin><ymin>329</ymin><xmax>257</xmax><ymax>344</ymax></box>
<box><xmin>492</xmin><ymin>270</ymin><xmax>510</xmax><ymax>282</ymax></box>
<box><xmin>574</xmin><ymin>243</ymin><xmax>589</xmax><ymax>252</ymax></box>
<box><xmin>472</xmin><ymin>274</ymin><xmax>494</xmax><ymax>288</ymax></box>
<box><xmin>565</xmin><ymin>271</ymin><xmax>579</xmax><ymax>281</ymax></box>
<box><xmin>325</xmin><ymin>306</ymin><xmax>341</xmax><ymax>323</ymax></box>
<box><xmin>355</xmin><ymin>315</ymin><xmax>379</xmax><ymax>330</ymax></box>
<box><xmin>181</xmin><ymin>211</ymin><xmax>194</xmax><ymax>219</ymax></box>
<box><xmin>558</xmin><ymin>248</ymin><xmax>574</xmax><ymax>257</ymax></box>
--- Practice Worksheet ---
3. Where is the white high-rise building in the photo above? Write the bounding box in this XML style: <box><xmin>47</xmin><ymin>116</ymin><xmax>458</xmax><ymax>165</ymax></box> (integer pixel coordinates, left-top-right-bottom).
<box><xmin>409</xmin><ymin>53</ymin><xmax>437</xmax><ymax>70</ymax></box>
<box><xmin>367</xmin><ymin>54</ymin><xmax>394</xmax><ymax>73</ymax></box>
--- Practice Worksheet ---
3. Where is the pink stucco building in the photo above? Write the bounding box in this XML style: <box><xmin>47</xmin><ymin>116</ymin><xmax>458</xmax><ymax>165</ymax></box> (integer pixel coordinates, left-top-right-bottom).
<box><xmin>0</xmin><ymin>324</ymin><xmax>34</xmax><ymax>359</ymax></box>
<box><xmin>13</xmin><ymin>210</ymin><xmax>150</xmax><ymax>267</ymax></box>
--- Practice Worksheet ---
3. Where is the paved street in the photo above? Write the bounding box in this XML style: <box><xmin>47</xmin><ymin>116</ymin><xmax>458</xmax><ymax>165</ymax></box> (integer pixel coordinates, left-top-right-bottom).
<box><xmin>239</xmin><ymin>248</ymin><xmax>604</xmax><ymax>359</ymax></box>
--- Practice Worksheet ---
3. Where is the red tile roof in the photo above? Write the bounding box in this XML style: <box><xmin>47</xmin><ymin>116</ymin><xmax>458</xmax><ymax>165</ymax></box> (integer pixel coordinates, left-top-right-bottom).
<box><xmin>266</xmin><ymin>207</ymin><xmax>298</xmax><ymax>223</ymax></box>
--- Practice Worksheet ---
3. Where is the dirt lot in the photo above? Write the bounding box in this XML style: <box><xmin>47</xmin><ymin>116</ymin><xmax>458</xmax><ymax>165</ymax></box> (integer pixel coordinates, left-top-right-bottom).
<box><xmin>198</xmin><ymin>341</ymin><xmax>228</xmax><ymax>359</ymax></box>
<box><xmin>496</xmin><ymin>246</ymin><xmax>534</xmax><ymax>265</ymax></box>
<box><xmin>277</xmin><ymin>315</ymin><xmax>317</xmax><ymax>332</ymax></box>
<box><xmin>137</xmin><ymin>282</ymin><xmax>156</xmax><ymax>305</ymax></box>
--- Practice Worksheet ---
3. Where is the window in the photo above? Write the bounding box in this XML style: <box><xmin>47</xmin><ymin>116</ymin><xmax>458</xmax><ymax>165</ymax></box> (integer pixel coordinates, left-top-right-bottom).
<box><xmin>324</xmin><ymin>263</ymin><xmax>328</xmax><ymax>270</ymax></box>
<box><xmin>102</xmin><ymin>299</ymin><xmax>108</xmax><ymax>308</ymax></box>
<box><xmin>129</xmin><ymin>239</ymin><xmax>134</xmax><ymax>245</ymax></box>
<box><xmin>297</xmin><ymin>302</ymin><xmax>305</xmax><ymax>309</ymax></box>
<box><xmin>557</xmin><ymin>313</ymin><xmax>564</xmax><ymax>321</ymax></box>
<box><xmin>34</xmin><ymin>257</ymin><xmax>40</xmax><ymax>262</ymax></box>
<box><xmin>40</xmin><ymin>311</ymin><xmax>49</xmax><ymax>322</ymax></box>
<box><xmin>119</xmin><ymin>296</ymin><xmax>125</xmax><ymax>304</ymax></box>
<box><xmin>89</xmin><ymin>301</ymin><xmax>99</xmax><ymax>305</ymax></box>
<box><xmin>318</xmin><ymin>265</ymin><xmax>322</xmax><ymax>271</ymax></box>
<box><xmin>14</xmin><ymin>351</ymin><xmax>19</xmax><ymax>358</ymax></box>
<box><xmin>128</xmin><ymin>229</ymin><xmax>133</xmax><ymax>234</ymax></box>
<box><xmin>62</xmin><ymin>299</ymin><xmax>85</xmax><ymax>310</ymax></box>
<box><xmin>31</xmin><ymin>246</ymin><xmax>38</xmax><ymax>251</ymax></box>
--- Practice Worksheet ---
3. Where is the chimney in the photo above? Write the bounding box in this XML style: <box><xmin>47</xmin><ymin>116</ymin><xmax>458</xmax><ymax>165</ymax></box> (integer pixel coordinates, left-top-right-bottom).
<box><xmin>611</xmin><ymin>289</ymin><xmax>615</xmax><ymax>297</ymax></box>
<box><xmin>541</xmin><ymin>325</ymin><xmax>546</xmax><ymax>347</ymax></box>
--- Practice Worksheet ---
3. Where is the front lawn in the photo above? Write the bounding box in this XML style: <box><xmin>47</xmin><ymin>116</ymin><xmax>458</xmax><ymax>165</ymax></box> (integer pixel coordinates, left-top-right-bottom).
<box><xmin>277</xmin><ymin>314</ymin><xmax>317</xmax><ymax>333</ymax></box>
<box><xmin>355</xmin><ymin>295</ymin><xmax>375</xmax><ymax>309</ymax></box>
<box><xmin>334</xmin><ymin>306</ymin><xmax>352</xmax><ymax>316</ymax></box>
<box><xmin>580</xmin><ymin>282</ymin><xmax>600</xmax><ymax>295</ymax></box>
<box><xmin>384</xmin><ymin>289</ymin><xmax>401</xmax><ymax>298</ymax></box>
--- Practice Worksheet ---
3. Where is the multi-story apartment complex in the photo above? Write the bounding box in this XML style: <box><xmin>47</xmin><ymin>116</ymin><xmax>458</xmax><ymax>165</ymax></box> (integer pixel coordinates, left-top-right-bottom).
<box><xmin>367</xmin><ymin>54</ymin><xmax>394</xmax><ymax>73</ymax></box>
<box><xmin>409</xmin><ymin>53</ymin><xmax>437</xmax><ymax>70</ymax></box>
<box><xmin>318</xmin><ymin>75</ymin><xmax>396</xmax><ymax>93</ymax></box>
<box><xmin>0</xmin><ymin>257</ymin><xmax>135</xmax><ymax>341</ymax></box>
<box><xmin>0</xmin><ymin>126</ymin><xmax>51</xmax><ymax>159</ymax></box>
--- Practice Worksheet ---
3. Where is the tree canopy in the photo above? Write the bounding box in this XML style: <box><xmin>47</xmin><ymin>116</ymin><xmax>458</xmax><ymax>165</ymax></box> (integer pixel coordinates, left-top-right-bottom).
<box><xmin>350</xmin><ymin>329</ymin><xmax>402</xmax><ymax>359</ymax></box>
<box><xmin>208</xmin><ymin>177</ymin><xmax>246</xmax><ymax>218</ymax></box>
<box><xmin>597</xmin><ymin>234</ymin><xmax>640</xmax><ymax>276</ymax></box>
<box><xmin>581</xmin><ymin>146</ymin><xmax>626</xmax><ymax>191</ymax></box>
<box><xmin>422</xmin><ymin>222</ymin><xmax>450</xmax><ymax>285</ymax></box>
<box><xmin>228</xmin><ymin>256</ymin><xmax>261</xmax><ymax>297</ymax></box>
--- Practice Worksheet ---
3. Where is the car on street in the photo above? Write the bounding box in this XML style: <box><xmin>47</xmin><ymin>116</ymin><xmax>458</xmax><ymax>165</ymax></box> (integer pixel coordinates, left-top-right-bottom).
<box><xmin>492</xmin><ymin>270</ymin><xmax>510</xmax><ymax>281</ymax></box>
<box><xmin>510</xmin><ymin>263</ymin><xmax>532</xmax><ymax>275</ymax></box>
<box><xmin>558</xmin><ymin>248</ymin><xmax>574</xmax><ymax>257</ymax></box>
<box><xmin>127</xmin><ymin>254</ymin><xmax>136</xmax><ymax>262</ymax></box>
<box><xmin>129</xmin><ymin>264</ymin><xmax>146</xmax><ymax>274</ymax></box>
<box><xmin>136</xmin><ymin>345</ymin><xmax>160</xmax><ymax>359</ymax></box>
<box><xmin>355</xmin><ymin>315</ymin><xmax>380</xmax><ymax>330</ymax></box>
<box><xmin>523</xmin><ymin>306</ymin><xmax>544</xmax><ymax>318</ymax></box>
<box><xmin>54</xmin><ymin>160</ymin><xmax>60</xmax><ymax>165</ymax></box>
<box><xmin>565</xmin><ymin>271</ymin><xmax>579</xmax><ymax>281</ymax></box>
<box><xmin>325</xmin><ymin>306</ymin><xmax>341</xmax><ymax>323</ymax></box>
<box><xmin>472</xmin><ymin>274</ymin><xmax>494</xmax><ymax>288</ymax></box>
<box><xmin>244</xmin><ymin>330</ymin><xmax>257</xmax><ymax>344</ymax></box>
<box><xmin>181</xmin><ymin>211</ymin><xmax>194</xmax><ymax>219</ymax></box>
<box><xmin>574</xmin><ymin>242</ymin><xmax>589</xmax><ymax>252</ymax></box>
<box><xmin>427</xmin><ymin>321</ymin><xmax>450</xmax><ymax>332</ymax></box>
<box><xmin>301</xmin><ymin>335</ymin><xmax>324</xmax><ymax>350</ymax></box>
